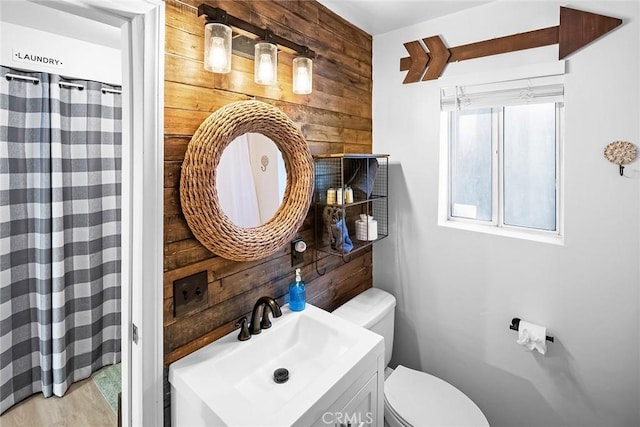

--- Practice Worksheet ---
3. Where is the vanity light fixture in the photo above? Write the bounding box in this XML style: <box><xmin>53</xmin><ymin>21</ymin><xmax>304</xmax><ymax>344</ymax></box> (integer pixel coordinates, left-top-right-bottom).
<box><xmin>292</xmin><ymin>55</ymin><xmax>313</xmax><ymax>95</ymax></box>
<box><xmin>254</xmin><ymin>40</ymin><xmax>277</xmax><ymax>85</ymax></box>
<box><xmin>204</xmin><ymin>22</ymin><xmax>231</xmax><ymax>73</ymax></box>
<box><xmin>198</xmin><ymin>4</ymin><xmax>315</xmax><ymax>93</ymax></box>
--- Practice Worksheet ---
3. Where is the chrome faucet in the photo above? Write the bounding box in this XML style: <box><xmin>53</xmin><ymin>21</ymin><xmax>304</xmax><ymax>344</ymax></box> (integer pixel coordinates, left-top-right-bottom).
<box><xmin>249</xmin><ymin>296</ymin><xmax>282</xmax><ymax>335</ymax></box>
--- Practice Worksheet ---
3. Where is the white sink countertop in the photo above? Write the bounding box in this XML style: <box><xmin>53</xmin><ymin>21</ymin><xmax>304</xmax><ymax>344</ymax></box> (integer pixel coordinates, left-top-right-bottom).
<box><xmin>169</xmin><ymin>303</ymin><xmax>384</xmax><ymax>427</ymax></box>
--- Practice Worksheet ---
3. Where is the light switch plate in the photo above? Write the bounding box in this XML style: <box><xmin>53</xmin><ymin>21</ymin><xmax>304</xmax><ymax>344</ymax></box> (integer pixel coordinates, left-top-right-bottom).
<box><xmin>173</xmin><ymin>271</ymin><xmax>208</xmax><ymax>318</ymax></box>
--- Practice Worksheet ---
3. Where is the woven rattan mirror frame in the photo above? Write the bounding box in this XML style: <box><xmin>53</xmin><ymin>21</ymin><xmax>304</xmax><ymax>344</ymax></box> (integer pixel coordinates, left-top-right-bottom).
<box><xmin>180</xmin><ymin>100</ymin><xmax>314</xmax><ymax>261</ymax></box>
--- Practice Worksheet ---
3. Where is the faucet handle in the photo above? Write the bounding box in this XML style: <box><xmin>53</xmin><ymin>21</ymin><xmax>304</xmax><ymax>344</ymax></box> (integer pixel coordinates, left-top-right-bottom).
<box><xmin>236</xmin><ymin>316</ymin><xmax>250</xmax><ymax>341</ymax></box>
<box><xmin>260</xmin><ymin>305</ymin><xmax>273</xmax><ymax>330</ymax></box>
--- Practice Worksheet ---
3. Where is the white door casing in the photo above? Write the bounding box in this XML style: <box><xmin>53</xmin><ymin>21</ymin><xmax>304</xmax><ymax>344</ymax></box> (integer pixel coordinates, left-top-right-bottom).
<box><xmin>23</xmin><ymin>1</ymin><xmax>166</xmax><ymax>425</ymax></box>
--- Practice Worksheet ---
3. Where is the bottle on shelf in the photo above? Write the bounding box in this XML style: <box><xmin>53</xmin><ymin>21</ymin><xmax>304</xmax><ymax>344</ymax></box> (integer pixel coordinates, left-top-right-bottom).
<box><xmin>344</xmin><ymin>186</ymin><xmax>354</xmax><ymax>204</ymax></box>
<box><xmin>326</xmin><ymin>188</ymin><xmax>336</xmax><ymax>205</ymax></box>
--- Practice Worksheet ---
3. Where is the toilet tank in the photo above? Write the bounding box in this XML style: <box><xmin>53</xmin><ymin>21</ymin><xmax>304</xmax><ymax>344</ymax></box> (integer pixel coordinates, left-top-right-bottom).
<box><xmin>332</xmin><ymin>288</ymin><xmax>396</xmax><ymax>367</ymax></box>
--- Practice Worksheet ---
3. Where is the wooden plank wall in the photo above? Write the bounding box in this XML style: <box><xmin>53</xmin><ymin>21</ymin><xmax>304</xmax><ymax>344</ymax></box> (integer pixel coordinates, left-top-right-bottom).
<box><xmin>164</xmin><ymin>0</ymin><xmax>373</xmax><ymax>365</ymax></box>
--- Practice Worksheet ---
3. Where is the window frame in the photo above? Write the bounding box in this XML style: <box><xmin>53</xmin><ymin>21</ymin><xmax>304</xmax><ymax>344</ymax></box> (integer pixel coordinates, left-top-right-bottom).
<box><xmin>440</xmin><ymin>102</ymin><xmax>564</xmax><ymax>244</ymax></box>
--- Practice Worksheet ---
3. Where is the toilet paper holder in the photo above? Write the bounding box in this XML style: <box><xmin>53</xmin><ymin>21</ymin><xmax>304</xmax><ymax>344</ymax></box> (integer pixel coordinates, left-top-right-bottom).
<box><xmin>509</xmin><ymin>318</ymin><xmax>554</xmax><ymax>342</ymax></box>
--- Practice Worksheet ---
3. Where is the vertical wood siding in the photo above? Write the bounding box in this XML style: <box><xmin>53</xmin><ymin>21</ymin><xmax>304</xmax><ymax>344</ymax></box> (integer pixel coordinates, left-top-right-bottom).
<box><xmin>163</xmin><ymin>0</ymin><xmax>373</xmax><ymax>364</ymax></box>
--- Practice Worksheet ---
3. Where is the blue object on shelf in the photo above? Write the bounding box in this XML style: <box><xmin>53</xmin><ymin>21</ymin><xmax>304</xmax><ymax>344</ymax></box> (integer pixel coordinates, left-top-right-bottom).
<box><xmin>331</xmin><ymin>219</ymin><xmax>353</xmax><ymax>253</ymax></box>
<box><xmin>289</xmin><ymin>268</ymin><xmax>306</xmax><ymax>311</ymax></box>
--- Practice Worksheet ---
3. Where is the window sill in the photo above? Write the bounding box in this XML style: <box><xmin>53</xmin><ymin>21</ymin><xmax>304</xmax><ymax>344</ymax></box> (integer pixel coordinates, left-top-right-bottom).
<box><xmin>438</xmin><ymin>219</ymin><xmax>564</xmax><ymax>246</ymax></box>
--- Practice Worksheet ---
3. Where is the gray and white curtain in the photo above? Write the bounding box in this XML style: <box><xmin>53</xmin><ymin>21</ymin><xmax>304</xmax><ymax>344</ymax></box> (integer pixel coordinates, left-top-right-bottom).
<box><xmin>0</xmin><ymin>66</ymin><xmax>121</xmax><ymax>413</ymax></box>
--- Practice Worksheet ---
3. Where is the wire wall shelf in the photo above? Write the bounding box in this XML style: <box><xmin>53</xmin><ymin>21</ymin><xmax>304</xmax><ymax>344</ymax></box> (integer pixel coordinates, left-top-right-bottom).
<box><xmin>313</xmin><ymin>154</ymin><xmax>389</xmax><ymax>261</ymax></box>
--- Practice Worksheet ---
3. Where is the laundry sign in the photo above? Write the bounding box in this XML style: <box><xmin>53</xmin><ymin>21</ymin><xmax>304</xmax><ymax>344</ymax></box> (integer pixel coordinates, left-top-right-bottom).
<box><xmin>13</xmin><ymin>49</ymin><xmax>64</xmax><ymax>69</ymax></box>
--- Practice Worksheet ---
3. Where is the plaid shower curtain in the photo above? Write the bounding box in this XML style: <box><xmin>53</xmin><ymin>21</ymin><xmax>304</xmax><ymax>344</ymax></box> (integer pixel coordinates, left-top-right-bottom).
<box><xmin>0</xmin><ymin>66</ymin><xmax>121</xmax><ymax>413</ymax></box>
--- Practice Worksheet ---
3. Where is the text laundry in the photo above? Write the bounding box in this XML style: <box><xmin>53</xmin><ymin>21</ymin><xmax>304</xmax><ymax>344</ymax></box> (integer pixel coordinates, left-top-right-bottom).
<box><xmin>14</xmin><ymin>52</ymin><xmax>63</xmax><ymax>66</ymax></box>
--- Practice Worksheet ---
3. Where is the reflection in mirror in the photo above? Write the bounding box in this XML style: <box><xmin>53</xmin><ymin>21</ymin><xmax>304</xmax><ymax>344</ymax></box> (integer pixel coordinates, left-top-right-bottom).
<box><xmin>217</xmin><ymin>133</ymin><xmax>286</xmax><ymax>227</ymax></box>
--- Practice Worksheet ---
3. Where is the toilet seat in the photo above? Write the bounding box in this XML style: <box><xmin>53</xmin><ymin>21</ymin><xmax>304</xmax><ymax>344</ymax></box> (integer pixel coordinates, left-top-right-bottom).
<box><xmin>384</xmin><ymin>365</ymin><xmax>489</xmax><ymax>427</ymax></box>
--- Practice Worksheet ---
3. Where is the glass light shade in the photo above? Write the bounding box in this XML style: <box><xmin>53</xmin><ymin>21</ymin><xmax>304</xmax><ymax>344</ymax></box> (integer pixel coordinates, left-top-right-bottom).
<box><xmin>255</xmin><ymin>42</ymin><xmax>277</xmax><ymax>85</ymax></box>
<box><xmin>292</xmin><ymin>56</ymin><xmax>313</xmax><ymax>94</ymax></box>
<box><xmin>204</xmin><ymin>22</ymin><xmax>231</xmax><ymax>73</ymax></box>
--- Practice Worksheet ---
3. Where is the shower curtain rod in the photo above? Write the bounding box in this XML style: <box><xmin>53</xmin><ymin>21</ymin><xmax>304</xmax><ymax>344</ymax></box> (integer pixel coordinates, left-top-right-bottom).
<box><xmin>5</xmin><ymin>73</ymin><xmax>121</xmax><ymax>95</ymax></box>
<box><xmin>59</xmin><ymin>82</ymin><xmax>84</xmax><ymax>90</ymax></box>
<box><xmin>4</xmin><ymin>73</ymin><xmax>39</xmax><ymax>84</ymax></box>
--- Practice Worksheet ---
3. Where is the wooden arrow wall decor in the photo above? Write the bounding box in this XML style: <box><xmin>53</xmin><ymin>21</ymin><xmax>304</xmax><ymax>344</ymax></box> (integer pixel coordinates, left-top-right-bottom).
<box><xmin>400</xmin><ymin>7</ymin><xmax>622</xmax><ymax>84</ymax></box>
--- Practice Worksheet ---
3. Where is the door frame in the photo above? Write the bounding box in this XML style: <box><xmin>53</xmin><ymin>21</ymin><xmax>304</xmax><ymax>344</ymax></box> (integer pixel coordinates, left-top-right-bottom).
<box><xmin>37</xmin><ymin>1</ymin><xmax>166</xmax><ymax>425</ymax></box>
<box><xmin>122</xmin><ymin>3</ymin><xmax>165</xmax><ymax>426</ymax></box>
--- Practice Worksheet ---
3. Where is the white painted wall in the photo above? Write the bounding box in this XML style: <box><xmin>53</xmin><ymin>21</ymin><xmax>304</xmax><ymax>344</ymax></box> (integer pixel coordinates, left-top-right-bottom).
<box><xmin>0</xmin><ymin>0</ymin><xmax>121</xmax><ymax>84</ymax></box>
<box><xmin>372</xmin><ymin>1</ymin><xmax>639</xmax><ymax>426</ymax></box>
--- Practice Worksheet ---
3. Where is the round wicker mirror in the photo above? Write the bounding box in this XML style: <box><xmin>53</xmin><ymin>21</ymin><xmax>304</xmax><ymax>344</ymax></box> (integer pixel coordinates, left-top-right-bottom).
<box><xmin>180</xmin><ymin>100</ymin><xmax>314</xmax><ymax>262</ymax></box>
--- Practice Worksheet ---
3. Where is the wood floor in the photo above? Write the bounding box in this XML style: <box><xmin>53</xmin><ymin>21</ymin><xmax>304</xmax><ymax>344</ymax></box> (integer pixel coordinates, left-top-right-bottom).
<box><xmin>0</xmin><ymin>377</ymin><xmax>116</xmax><ymax>427</ymax></box>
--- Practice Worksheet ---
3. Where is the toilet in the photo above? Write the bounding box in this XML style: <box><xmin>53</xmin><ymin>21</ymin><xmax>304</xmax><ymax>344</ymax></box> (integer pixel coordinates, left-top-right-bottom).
<box><xmin>332</xmin><ymin>288</ymin><xmax>489</xmax><ymax>427</ymax></box>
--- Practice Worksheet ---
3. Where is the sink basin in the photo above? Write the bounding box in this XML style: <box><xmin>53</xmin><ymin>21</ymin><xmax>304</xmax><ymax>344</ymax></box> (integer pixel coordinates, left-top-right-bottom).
<box><xmin>170</xmin><ymin>303</ymin><xmax>384</xmax><ymax>426</ymax></box>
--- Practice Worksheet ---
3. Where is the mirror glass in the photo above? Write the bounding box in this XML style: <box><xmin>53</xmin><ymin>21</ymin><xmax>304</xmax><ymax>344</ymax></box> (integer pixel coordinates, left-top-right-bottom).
<box><xmin>217</xmin><ymin>133</ymin><xmax>286</xmax><ymax>227</ymax></box>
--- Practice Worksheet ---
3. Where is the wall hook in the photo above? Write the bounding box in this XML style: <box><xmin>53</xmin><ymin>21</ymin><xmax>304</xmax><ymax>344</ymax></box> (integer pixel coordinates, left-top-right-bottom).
<box><xmin>604</xmin><ymin>141</ymin><xmax>636</xmax><ymax>177</ymax></box>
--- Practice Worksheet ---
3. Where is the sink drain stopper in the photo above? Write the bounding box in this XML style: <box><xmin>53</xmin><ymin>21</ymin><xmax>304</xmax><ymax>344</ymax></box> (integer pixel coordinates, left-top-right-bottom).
<box><xmin>273</xmin><ymin>368</ymin><xmax>289</xmax><ymax>384</ymax></box>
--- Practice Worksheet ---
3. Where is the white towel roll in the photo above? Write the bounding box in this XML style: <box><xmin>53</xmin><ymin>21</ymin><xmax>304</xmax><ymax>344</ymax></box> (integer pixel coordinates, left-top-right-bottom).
<box><xmin>516</xmin><ymin>320</ymin><xmax>547</xmax><ymax>355</ymax></box>
<box><xmin>355</xmin><ymin>218</ymin><xmax>377</xmax><ymax>241</ymax></box>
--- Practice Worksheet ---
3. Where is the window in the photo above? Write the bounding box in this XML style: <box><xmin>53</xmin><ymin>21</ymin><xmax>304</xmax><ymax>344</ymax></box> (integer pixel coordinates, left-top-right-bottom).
<box><xmin>441</xmin><ymin>76</ymin><xmax>563</xmax><ymax>240</ymax></box>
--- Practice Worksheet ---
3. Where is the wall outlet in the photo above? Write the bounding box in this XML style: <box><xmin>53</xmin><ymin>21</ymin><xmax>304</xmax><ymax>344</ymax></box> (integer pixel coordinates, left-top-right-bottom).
<box><xmin>173</xmin><ymin>271</ymin><xmax>208</xmax><ymax>318</ymax></box>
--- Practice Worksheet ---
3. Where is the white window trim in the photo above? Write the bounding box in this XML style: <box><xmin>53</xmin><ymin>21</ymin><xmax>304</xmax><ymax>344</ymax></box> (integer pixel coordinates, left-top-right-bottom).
<box><xmin>438</xmin><ymin>104</ymin><xmax>565</xmax><ymax>246</ymax></box>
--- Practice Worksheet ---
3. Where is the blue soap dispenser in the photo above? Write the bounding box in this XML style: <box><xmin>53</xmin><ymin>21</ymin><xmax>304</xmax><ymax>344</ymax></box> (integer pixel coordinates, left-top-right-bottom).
<box><xmin>289</xmin><ymin>268</ymin><xmax>306</xmax><ymax>311</ymax></box>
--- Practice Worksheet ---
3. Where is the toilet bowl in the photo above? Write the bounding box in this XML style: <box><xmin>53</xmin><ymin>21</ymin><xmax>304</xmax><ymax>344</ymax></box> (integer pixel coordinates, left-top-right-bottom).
<box><xmin>332</xmin><ymin>288</ymin><xmax>489</xmax><ymax>427</ymax></box>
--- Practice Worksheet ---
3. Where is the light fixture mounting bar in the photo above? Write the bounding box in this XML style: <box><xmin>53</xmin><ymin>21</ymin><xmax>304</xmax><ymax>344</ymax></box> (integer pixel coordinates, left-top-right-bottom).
<box><xmin>198</xmin><ymin>4</ymin><xmax>316</xmax><ymax>58</ymax></box>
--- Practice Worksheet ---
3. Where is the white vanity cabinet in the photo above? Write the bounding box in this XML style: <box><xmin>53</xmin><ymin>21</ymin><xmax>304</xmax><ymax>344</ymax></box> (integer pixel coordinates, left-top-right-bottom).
<box><xmin>311</xmin><ymin>357</ymin><xmax>384</xmax><ymax>427</ymax></box>
<box><xmin>338</xmin><ymin>374</ymin><xmax>379</xmax><ymax>426</ymax></box>
<box><xmin>170</xmin><ymin>304</ymin><xmax>384</xmax><ymax>427</ymax></box>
